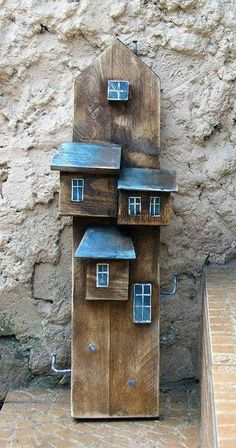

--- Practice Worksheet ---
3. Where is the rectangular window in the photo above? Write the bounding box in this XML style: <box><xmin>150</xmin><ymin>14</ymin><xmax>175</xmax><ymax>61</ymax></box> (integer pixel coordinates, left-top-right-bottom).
<box><xmin>133</xmin><ymin>283</ymin><xmax>152</xmax><ymax>323</ymax></box>
<box><xmin>128</xmin><ymin>197</ymin><xmax>141</xmax><ymax>216</ymax></box>
<box><xmin>71</xmin><ymin>179</ymin><xmax>84</xmax><ymax>202</ymax></box>
<box><xmin>150</xmin><ymin>196</ymin><xmax>161</xmax><ymax>217</ymax></box>
<box><xmin>96</xmin><ymin>264</ymin><xmax>109</xmax><ymax>288</ymax></box>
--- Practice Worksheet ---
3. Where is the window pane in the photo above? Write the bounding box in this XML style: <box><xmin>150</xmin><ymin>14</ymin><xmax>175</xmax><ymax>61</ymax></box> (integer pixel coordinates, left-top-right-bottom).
<box><xmin>143</xmin><ymin>307</ymin><xmax>151</xmax><ymax>322</ymax></box>
<box><xmin>128</xmin><ymin>197</ymin><xmax>141</xmax><ymax>216</ymax></box>
<box><xmin>97</xmin><ymin>264</ymin><xmax>109</xmax><ymax>287</ymax></box>
<box><xmin>71</xmin><ymin>179</ymin><xmax>84</xmax><ymax>202</ymax></box>
<box><xmin>144</xmin><ymin>284</ymin><xmax>151</xmax><ymax>294</ymax></box>
<box><xmin>109</xmin><ymin>90</ymin><xmax>119</xmax><ymax>99</ymax></box>
<box><xmin>135</xmin><ymin>295</ymin><xmax>142</xmax><ymax>306</ymax></box>
<box><xmin>133</xmin><ymin>283</ymin><xmax>152</xmax><ymax>324</ymax></box>
<box><xmin>135</xmin><ymin>284</ymin><xmax>142</xmax><ymax>295</ymax></box>
<box><xmin>134</xmin><ymin>307</ymin><xmax>143</xmax><ymax>322</ymax></box>
<box><xmin>98</xmin><ymin>273</ymin><xmax>107</xmax><ymax>286</ymax></box>
<box><xmin>143</xmin><ymin>295</ymin><xmax>150</xmax><ymax>306</ymax></box>
<box><xmin>150</xmin><ymin>197</ymin><xmax>160</xmax><ymax>216</ymax></box>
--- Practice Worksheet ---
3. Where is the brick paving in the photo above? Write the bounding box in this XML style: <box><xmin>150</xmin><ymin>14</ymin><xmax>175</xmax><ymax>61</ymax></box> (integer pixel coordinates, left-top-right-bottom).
<box><xmin>206</xmin><ymin>266</ymin><xmax>236</xmax><ymax>448</ymax></box>
<box><xmin>0</xmin><ymin>385</ymin><xmax>200</xmax><ymax>448</ymax></box>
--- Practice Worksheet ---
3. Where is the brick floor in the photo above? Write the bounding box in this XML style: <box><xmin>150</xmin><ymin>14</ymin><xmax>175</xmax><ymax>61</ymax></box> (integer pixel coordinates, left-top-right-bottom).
<box><xmin>0</xmin><ymin>385</ymin><xmax>200</xmax><ymax>448</ymax></box>
<box><xmin>203</xmin><ymin>265</ymin><xmax>236</xmax><ymax>448</ymax></box>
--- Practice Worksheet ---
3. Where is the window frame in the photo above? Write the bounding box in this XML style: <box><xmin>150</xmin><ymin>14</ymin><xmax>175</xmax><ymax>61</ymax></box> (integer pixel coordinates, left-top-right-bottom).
<box><xmin>96</xmin><ymin>263</ymin><xmax>109</xmax><ymax>288</ymax></box>
<box><xmin>133</xmin><ymin>283</ymin><xmax>152</xmax><ymax>324</ymax></box>
<box><xmin>128</xmin><ymin>196</ymin><xmax>142</xmax><ymax>216</ymax></box>
<box><xmin>107</xmin><ymin>80</ymin><xmax>129</xmax><ymax>101</ymax></box>
<box><xmin>149</xmin><ymin>196</ymin><xmax>161</xmax><ymax>217</ymax></box>
<box><xmin>71</xmin><ymin>178</ymin><xmax>84</xmax><ymax>203</ymax></box>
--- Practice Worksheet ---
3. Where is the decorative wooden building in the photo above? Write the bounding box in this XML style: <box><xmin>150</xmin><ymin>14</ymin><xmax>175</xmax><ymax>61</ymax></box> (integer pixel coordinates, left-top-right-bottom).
<box><xmin>51</xmin><ymin>141</ymin><xmax>121</xmax><ymax>217</ymax></box>
<box><xmin>118</xmin><ymin>168</ymin><xmax>177</xmax><ymax>225</ymax></box>
<box><xmin>75</xmin><ymin>226</ymin><xmax>136</xmax><ymax>301</ymax></box>
<box><xmin>51</xmin><ymin>38</ymin><xmax>177</xmax><ymax>419</ymax></box>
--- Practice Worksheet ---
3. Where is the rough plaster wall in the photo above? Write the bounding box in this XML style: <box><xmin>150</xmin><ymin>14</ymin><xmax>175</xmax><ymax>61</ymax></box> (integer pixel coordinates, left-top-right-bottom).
<box><xmin>0</xmin><ymin>0</ymin><xmax>235</xmax><ymax>398</ymax></box>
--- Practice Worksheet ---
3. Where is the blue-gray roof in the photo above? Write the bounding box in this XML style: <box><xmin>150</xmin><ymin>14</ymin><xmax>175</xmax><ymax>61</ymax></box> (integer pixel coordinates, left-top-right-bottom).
<box><xmin>51</xmin><ymin>142</ymin><xmax>122</xmax><ymax>174</ymax></box>
<box><xmin>118</xmin><ymin>168</ymin><xmax>177</xmax><ymax>192</ymax></box>
<box><xmin>75</xmin><ymin>227</ymin><xmax>136</xmax><ymax>260</ymax></box>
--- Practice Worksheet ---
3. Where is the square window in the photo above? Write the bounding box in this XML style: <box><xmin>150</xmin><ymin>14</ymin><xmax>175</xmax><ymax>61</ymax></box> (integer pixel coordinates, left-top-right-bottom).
<box><xmin>133</xmin><ymin>283</ymin><xmax>152</xmax><ymax>324</ymax></box>
<box><xmin>96</xmin><ymin>264</ymin><xmax>109</xmax><ymax>288</ymax></box>
<box><xmin>150</xmin><ymin>196</ymin><xmax>161</xmax><ymax>217</ymax></box>
<box><xmin>71</xmin><ymin>179</ymin><xmax>84</xmax><ymax>202</ymax></box>
<box><xmin>128</xmin><ymin>197</ymin><xmax>141</xmax><ymax>216</ymax></box>
<box><xmin>107</xmin><ymin>80</ymin><xmax>129</xmax><ymax>101</ymax></box>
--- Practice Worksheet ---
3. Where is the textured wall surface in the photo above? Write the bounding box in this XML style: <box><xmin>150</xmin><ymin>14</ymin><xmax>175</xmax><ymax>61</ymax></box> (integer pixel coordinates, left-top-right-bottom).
<box><xmin>0</xmin><ymin>0</ymin><xmax>235</xmax><ymax>398</ymax></box>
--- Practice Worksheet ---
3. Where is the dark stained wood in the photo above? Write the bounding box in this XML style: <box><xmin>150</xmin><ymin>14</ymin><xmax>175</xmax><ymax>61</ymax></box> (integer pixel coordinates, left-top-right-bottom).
<box><xmin>59</xmin><ymin>173</ymin><xmax>117</xmax><ymax>217</ymax></box>
<box><xmin>71</xmin><ymin>39</ymin><xmax>162</xmax><ymax>418</ymax></box>
<box><xmin>72</xmin><ymin>221</ymin><xmax>160</xmax><ymax>418</ymax></box>
<box><xmin>72</xmin><ymin>221</ymin><xmax>110</xmax><ymax>418</ymax></box>
<box><xmin>73</xmin><ymin>39</ymin><xmax>160</xmax><ymax>169</ymax></box>
<box><xmin>118</xmin><ymin>191</ymin><xmax>171</xmax><ymax>226</ymax></box>
<box><xmin>86</xmin><ymin>260</ymin><xmax>129</xmax><ymax>301</ymax></box>
<box><xmin>109</xmin><ymin>227</ymin><xmax>160</xmax><ymax>416</ymax></box>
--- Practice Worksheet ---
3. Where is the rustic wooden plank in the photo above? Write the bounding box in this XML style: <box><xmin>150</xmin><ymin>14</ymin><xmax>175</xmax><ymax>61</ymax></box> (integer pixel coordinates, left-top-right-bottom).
<box><xmin>86</xmin><ymin>260</ymin><xmax>129</xmax><ymax>301</ymax></box>
<box><xmin>72</xmin><ymin>39</ymin><xmax>161</xmax><ymax>418</ymax></box>
<box><xmin>51</xmin><ymin>141</ymin><xmax>121</xmax><ymax>174</ymax></box>
<box><xmin>109</xmin><ymin>227</ymin><xmax>160</xmax><ymax>416</ymax></box>
<box><xmin>118</xmin><ymin>191</ymin><xmax>171</xmax><ymax>226</ymax></box>
<box><xmin>75</xmin><ymin>226</ymin><xmax>136</xmax><ymax>260</ymax></box>
<box><xmin>72</xmin><ymin>221</ymin><xmax>111</xmax><ymax>418</ymax></box>
<box><xmin>73</xmin><ymin>39</ymin><xmax>160</xmax><ymax>169</ymax></box>
<box><xmin>59</xmin><ymin>173</ymin><xmax>118</xmax><ymax>217</ymax></box>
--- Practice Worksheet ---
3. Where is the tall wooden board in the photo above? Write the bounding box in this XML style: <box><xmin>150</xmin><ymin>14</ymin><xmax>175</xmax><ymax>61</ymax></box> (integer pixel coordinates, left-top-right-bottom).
<box><xmin>73</xmin><ymin>39</ymin><xmax>160</xmax><ymax>168</ymax></box>
<box><xmin>72</xmin><ymin>39</ymin><xmax>161</xmax><ymax>418</ymax></box>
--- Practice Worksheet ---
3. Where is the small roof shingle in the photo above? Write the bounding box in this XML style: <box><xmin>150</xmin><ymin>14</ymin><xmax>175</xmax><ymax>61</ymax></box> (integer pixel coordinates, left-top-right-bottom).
<box><xmin>118</xmin><ymin>168</ymin><xmax>177</xmax><ymax>192</ymax></box>
<box><xmin>51</xmin><ymin>142</ymin><xmax>122</xmax><ymax>174</ymax></box>
<box><xmin>75</xmin><ymin>227</ymin><xmax>136</xmax><ymax>260</ymax></box>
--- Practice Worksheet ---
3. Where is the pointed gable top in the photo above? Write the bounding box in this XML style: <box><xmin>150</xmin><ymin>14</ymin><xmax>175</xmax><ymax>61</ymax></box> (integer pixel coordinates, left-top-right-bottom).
<box><xmin>51</xmin><ymin>142</ymin><xmax>122</xmax><ymax>174</ymax></box>
<box><xmin>75</xmin><ymin>226</ymin><xmax>136</xmax><ymax>260</ymax></box>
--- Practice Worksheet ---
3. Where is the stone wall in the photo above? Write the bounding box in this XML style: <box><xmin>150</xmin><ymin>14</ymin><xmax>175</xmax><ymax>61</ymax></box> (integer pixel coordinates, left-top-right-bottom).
<box><xmin>0</xmin><ymin>0</ymin><xmax>235</xmax><ymax>398</ymax></box>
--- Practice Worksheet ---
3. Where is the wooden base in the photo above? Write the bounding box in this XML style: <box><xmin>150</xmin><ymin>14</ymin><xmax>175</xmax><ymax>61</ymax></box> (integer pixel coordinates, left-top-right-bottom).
<box><xmin>72</xmin><ymin>218</ymin><xmax>160</xmax><ymax>419</ymax></box>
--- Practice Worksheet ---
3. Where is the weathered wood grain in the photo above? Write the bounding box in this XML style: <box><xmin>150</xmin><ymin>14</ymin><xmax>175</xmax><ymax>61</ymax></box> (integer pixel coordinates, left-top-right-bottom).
<box><xmin>72</xmin><ymin>220</ymin><xmax>111</xmax><ymax>418</ymax></box>
<box><xmin>118</xmin><ymin>191</ymin><xmax>171</xmax><ymax>226</ymax></box>
<box><xmin>72</xmin><ymin>39</ymin><xmax>161</xmax><ymax>418</ymax></box>
<box><xmin>73</xmin><ymin>39</ymin><xmax>160</xmax><ymax>169</ymax></box>
<box><xmin>72</xmin><ymin>222</ymin><xmax>160</xmax><ymax>418</ymax></box>
<box><xmin>86</xmin><ymin>260</ymin><xmax>129</xmax><ymax>301</ymax></box>
<box><xmin>109</xmin><ymin>227</ymin><xmax>160</xmax><ymax>416</ymax></box>
<box><xmin>59</xmin><ymin>173</ymin><xmax>117</xmax><ymax>217</ymax></box>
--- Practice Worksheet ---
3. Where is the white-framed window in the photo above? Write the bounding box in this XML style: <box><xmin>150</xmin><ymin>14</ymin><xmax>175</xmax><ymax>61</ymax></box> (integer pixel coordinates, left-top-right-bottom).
<box><xmin>133</xmin><ymin>283</ymin><xmax>152</xmax><ymax>323</ymax></box>
<box><xmin>107</xmin><ymin>80</ymin><xmax>129</xmax><ymax>101</ymax></box>
<box><xmin>128</xmin><ymin>197</ymin><xmax>141</xmax><ymax>216</ymax></box>
<box><xmin>96</xmin><ymin>264</ymin><xmax>109</xmax><ymax>288</ymax></box>
<box><xmin>71</xmin><ymin>179</ymin><xmax>84</xmax><ymax>202</ymax></box>
<box><xmin>149</xmin><ymin>196</ymin><xmax>161</xmax><ymax>217</ymax></box>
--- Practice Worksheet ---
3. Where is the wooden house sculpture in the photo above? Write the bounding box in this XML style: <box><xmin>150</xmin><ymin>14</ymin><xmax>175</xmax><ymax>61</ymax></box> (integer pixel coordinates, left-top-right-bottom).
<box><xmin>51</xmin><ymin>39</ymin><xmax>177</xmax><ymax>418</ymax></box>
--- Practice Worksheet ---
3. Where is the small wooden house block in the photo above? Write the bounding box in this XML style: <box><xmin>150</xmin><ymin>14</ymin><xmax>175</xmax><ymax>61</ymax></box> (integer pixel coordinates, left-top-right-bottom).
<box><xmin>117</xmin><ymin>168</ymin><xmax>177</xmax><ymax>225</ymax></box>
<box><xmin>75</xmin><ymin>227</ymin><xmax>136</xmax><ymax>301</ymax></box>
<box><xmin>51</xmin><ymin>142</ymin><xmax>122</xmax><ymax>217</ymax></box>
